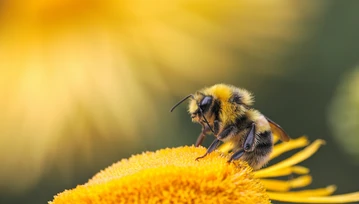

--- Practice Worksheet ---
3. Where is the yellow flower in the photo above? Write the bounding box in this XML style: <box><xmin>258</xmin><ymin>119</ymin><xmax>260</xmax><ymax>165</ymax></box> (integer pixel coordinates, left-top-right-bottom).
<box><xmin>51</xmin><ymin>147</ymin><xmax>269</xmax><ymax>204</ymax></box>
<box><xmin>50</xmin><ymin>136</ymin><xmax>359</xmax><ymax>203</ymax></box>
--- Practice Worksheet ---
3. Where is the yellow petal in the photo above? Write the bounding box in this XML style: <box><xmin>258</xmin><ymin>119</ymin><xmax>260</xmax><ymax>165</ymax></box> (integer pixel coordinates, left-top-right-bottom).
<box><xmin>254</xmin><ymin>165</ymin><xmax>309</xmax><ymax>178</ymax></box>
<box><xmin>218</xmin><ymin>141</ymin><xmax>235</xmax><ymax>153</ymax></box>
<box><xmin>255</xmin><ymin>139</ymin><xmax>325</xmax><ymax>177</ymax></box>
<box><xmin>270</xmin><ymin>136</ymin><xmax>309</xmax><ymax>160</ymax></box>
<box><xmin>260</xmin><ymin>175</ymin><xmax>312</xmax><ymax>192</ymax></box>
<box><xmin>268</xmin><ymin>191</ymin><xmax>359</xmax><ymax>203</ymax></box>
<box><xmin>272</xmin><ymin>135</ymin><xmax>280</xmax><ymax>144</ymax></box>
<box><xmin>268</xmin><ymin>185</ymin><xmax>336</xmax><ymax>197</ymax></box>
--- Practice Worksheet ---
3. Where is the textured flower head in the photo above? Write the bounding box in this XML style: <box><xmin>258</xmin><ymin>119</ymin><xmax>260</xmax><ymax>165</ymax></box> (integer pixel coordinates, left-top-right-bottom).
<box><xmin>51</xmin><ymin>146</ymin><xmax>269</xmax><ymax>203</ymax></box>
<box><xmin>51</xmin><ymin>136</ymin><xmax>359</xmax><ymax>203</ymax></box>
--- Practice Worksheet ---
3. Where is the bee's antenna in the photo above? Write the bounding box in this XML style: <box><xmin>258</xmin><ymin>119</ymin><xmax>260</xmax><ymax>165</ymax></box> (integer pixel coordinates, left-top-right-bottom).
<box><xmin>170</xmin><ymin>94</ymin><xmax>194</xmax><ymax>112</ymax></box>
<box><xmin>199</xmin><ymin>108</ymin><xmax>215</xmax><ymax>134</ymax></box>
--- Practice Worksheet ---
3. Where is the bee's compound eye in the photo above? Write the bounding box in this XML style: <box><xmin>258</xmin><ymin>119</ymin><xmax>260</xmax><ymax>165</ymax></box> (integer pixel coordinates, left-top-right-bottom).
<box><xmin>199</xmin><ymin>96</ymin><xmax>213</xmax><ymax>113</ymax></box>
<box><xmin>200</xmin><ymin>96</ymin><xmax>212</xmax><ymax>107</ymax></box>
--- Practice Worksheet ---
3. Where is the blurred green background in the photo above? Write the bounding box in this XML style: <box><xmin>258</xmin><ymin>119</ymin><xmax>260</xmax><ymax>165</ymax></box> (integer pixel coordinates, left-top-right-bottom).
<box><xmin>0</xmin><ymin>1</ymin><xmax>359</xmax><ymax>203</ymax></box>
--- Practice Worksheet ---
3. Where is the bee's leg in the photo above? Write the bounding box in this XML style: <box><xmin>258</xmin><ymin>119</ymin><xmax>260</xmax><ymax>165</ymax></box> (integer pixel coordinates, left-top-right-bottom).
<box><xmin>217</xmin><ymin>125</ymin><xmax>236</xmax><ymax>140</ymax></box>
<box><xmin>195</xmin><ymin>132</ymin><xmax>206</xmax><ymax>147</ymax></box>
<box><xmin>227</xmin><ymin>123</ymin><xmax>255</xmax><ymax>162</ymax></box>
<box><xmin>195</xmin><ymin>138</ymin><xmax>221</xmax><ymax>161</ymax></box>
<box><xmin>195</xmin><ymin>120</ymin><xmax>221</xmax><ymax>147</ymax></box>
<box><xmin>197</xmin><ymin>125</ymin><xmax>236</xmax><ymax>161</ymax></box>
<box><xmin>195</xmin><ymin>123</ymin><xmax>211</xmax><ymax>147</ymax></box>
<box><xmin>227</xmin><ymin>149</ymin><xmax>244</xmax><ymax>162</ymax></box>
<box><xmin>213</xmin><ymin>120</ymin><xmax>220</xmax><ymax>135</ymax></box>
<box><xmin>243</xmin><ymin>123</ymin><xmax>256</xmax><ymax>152</ymax></box>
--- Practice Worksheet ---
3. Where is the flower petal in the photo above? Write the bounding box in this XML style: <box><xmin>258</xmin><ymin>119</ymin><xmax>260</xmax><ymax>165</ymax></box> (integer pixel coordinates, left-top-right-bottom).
<box><xmin>270</xmin><ymin>136</ymin><xmax>309</xmax><ymax>160</ymax></box>
<box><xmin>267</xmin><ymin>191</ymin><xmax>359</xmax><ymax>203</ymax></box>
<box><xmin>267</xmin><ymin>185</ymin><xmax>336</xmax><ymax>197</ymax></box>
<box><xmin>260</xmin><ymin>175</ymin><xmax>312</xmax><ymax>192</ymax></box>
<box><xmin>272</xmin><ymin>135</ymin><xmax>280</xmax><ymax>144</ymax></box>
<box><xmin>254</xmin><ymin>165</ymin><xmax>309</xmax><ymax>178</ymax></box>
<box><xmin>255</xmin><ymin>139</ymin><xmax>325</xmax><ymax>176</ymax></box>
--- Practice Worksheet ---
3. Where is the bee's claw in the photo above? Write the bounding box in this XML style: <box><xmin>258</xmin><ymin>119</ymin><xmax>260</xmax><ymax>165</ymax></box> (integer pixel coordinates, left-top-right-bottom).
<box><xmin>195</xmin><ymin>154</ymin><xmax>207</xmax><ymax>161</ymax></box>
<box><xmin>229</xmin><ymin>149</ymin><xmax>245</xmax><ymax>161</ymax></box>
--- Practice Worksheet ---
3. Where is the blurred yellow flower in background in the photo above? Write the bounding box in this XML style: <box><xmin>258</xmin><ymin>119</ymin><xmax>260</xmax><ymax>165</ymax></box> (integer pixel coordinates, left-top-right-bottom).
<box><xmin>50</xmin><ymin>137</ymin><xmax>359</xmax><ymax>203</ymax></box>
<box><xmin>329</xmin><ymin>67</ymin><xmax>359</xmax><ymax>162</ymax></box>
<box><xmin>0</xmin><ymin>0</ymin><xmax>319</xmax><ymax>193</ymax></box>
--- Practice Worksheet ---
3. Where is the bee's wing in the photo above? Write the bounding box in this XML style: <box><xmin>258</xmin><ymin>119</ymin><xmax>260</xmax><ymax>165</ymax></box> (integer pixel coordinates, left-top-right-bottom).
<box><xmin>265</xmin><ymin>116</ymin><xmax>290</xmax><ymax>142</ymax></box>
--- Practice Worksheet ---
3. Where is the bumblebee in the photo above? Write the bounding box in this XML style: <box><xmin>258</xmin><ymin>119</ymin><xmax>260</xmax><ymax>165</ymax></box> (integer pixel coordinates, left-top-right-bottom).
<box><xmin>170</xmin><ymin>84</ymin><xmax>290</xmax><ymax>170</ymax></box>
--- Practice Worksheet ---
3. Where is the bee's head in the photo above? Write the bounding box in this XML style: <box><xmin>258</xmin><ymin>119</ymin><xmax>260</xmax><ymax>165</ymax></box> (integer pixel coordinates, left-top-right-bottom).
<box><xmin>170</xmin><ymin>92</ymin><xmax>215</xmax><ymax>133</ymax></box>
<box><xmin>188</xmin><ymin>93</ymin><xmax>213</xmax><ymax>122</ymax></box>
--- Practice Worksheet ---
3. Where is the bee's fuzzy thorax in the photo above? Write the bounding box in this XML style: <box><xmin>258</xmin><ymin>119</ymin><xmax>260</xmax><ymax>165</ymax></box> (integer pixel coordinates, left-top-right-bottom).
<box><xmin>187</xmin><ymin>84</ymin><xmax>255</xmax><ymax>125</ymax></box>
<box><xmin>206</xmin><ymin>84</ymin><xmax>254</xmax><ymax>123</ymax></box>
<box><xmin>205</xmin><ymin>84</ymin><xmax>254</xmax><ymax>106</ymax></box>
<box><xmin>204</xmin><ymin>84</ymin><xmax>233</xmax><ymax>102</ymax></box>
<box><xmin>236</xmin><ymin>88</ymin><xmax>254</xmax><ymax>107</ymax></box>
